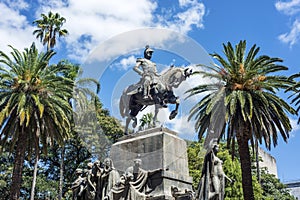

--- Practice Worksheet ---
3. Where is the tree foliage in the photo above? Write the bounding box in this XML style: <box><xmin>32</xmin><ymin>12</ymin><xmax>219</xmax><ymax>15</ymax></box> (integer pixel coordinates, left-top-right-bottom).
<box><xmin>138</xmin><ymin>112</ymin><xmax>155</xmax><ymax>131</ymax></box>
<box><xmin>286</xmin><ymin>72</ymin><xmax>300</xmax><ymax>124</ymax></box>
<box><xmin>186</xmin><ymin>40</ymin><xmax>296</xmax><ymax>200</ymax></box>
<box><xmin>33</xmin><ymin>11</ymin><xmax>68</xmax><ymax>51</ymax></box>
<box><xmin>0</xmin><ymin>43</ymin><xmax>74</xmax><ymax>200</ymax></box>
<box><xmin>259</xmin><ymin>168</ymin><xmax>296</xmax><ymax>200</ymax></box>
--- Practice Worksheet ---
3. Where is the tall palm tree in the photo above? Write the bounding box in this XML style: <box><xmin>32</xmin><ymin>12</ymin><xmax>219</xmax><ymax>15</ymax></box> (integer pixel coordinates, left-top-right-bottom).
<box><xmin>0</xmin><ymin>43</ymin><xmax>74</xmax><ymax>200</ymax></box>
<box><xmin>286</xmin><ymin>72</ymin><xmax>300</xmax><ymax>124</ymax></box>
<box><xmin>186</xmin><ymin>40</ymin><xmax>296</xmax><ymax>200</ymax></box>
<box><xmin>32</xmin><ymin>12</ymin><xmax>68</xmax><ymax>199</ymax></box>
<box><xmin>33</xmin><ymin>11</ymin><xmax>68</xmax><ymax>51</ymax></box>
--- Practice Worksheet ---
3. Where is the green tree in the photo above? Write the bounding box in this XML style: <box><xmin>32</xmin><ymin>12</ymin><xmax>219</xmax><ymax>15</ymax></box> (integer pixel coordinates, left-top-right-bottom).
<box><xmin>0</xmin><ymin>145</ymin><xmax>13</xmax><ymax>199</ymax></box>
<box><xmin>186</xmin><ymin>40</ymin><xmax>296</xmax><ymax>200</ymax></box>
<box><xmin>0</xmin><ymin>43</ymin><xmax>74</xmax><ymax>200</ymax></box>
<box><xmin>186</xmin><ymin>140</ymin><xmax>206</xmax><ymax>189</ymax></box>
<box><xmin>96</xmin><ymin>101</ymin><xmax>124</xmax><ymax>144</ymax></box>
<box><xmin>139</xmin><ymin>112</ymin><xmax>154</xmax><ymax>131</ymax></box>
<box><xmin>37</xmin><ymin>133</ymin><xmax>91</xmax><ymax>198</ymax></box>
<box><xmin>21</xmin><ymin>164</ymin><xmax>59</xmax><ymax>199</ymax></box>
<box><xmin>0</xmin><ymin>147</ymin><xmax>61</xmax><ymax>200</ymax></box>
<box><xmin>259</xmin><ymin>168</ymin><xmax>296</xmax><ymax>200</ymax></box>
<box><xmin>33</xmin><ymin>11</ymin><xmax>68</xmax><ymax>51</ymax></box>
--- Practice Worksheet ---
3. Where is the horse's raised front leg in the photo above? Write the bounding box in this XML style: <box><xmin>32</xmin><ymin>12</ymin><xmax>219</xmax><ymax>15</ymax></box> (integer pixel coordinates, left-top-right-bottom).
<box><xmin>169</xmin><ymin>97</ymin><xmax>179</xmax><ymax>120</ymax></box>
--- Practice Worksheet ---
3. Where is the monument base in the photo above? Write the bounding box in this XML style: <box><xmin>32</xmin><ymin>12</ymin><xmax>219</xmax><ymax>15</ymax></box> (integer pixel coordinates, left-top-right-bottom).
<box><xmin>110</xmin><ymin>127</ymin><xmax>193</xmax><ymax>199</ymax></box>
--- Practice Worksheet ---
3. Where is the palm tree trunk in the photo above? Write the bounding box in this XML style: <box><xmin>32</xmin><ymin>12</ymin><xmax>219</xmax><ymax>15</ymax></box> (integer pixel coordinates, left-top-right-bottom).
<box><xmin>30</xmin><ymin>152</ymin><xmax>39</xmax><ymax>200</ymax></box>
<box><xmin>237</xmin><ymin>132</ymin><xmax>254</xmax><ymax>200</ymax></box>
<box><xmin>58</xmin><ymin>146</ymin><xmax>65</xmax><ymax>200</ymax></box>
<box><xmin>9</xmin><ymin>127</ymin><xmax>27</xmax><ymax>200</ymax></box>
<box><xmin>255</xmin><ymin>140</ymin><xmax>261</xmax><ymax>184</ymax></box>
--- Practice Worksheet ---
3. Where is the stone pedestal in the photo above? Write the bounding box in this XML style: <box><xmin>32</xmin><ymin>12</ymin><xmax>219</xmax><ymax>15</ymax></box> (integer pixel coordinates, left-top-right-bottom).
<box><xmin>110</xmin><ymin>127</ymin><xmax>193</xmax><ymax>199</ymax></box>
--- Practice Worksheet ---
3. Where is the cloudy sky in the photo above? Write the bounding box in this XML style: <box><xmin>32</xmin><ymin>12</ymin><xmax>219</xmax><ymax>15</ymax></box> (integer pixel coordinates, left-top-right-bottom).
<box><xmin>1</xmin><ymin>0</ymin><xmax>300</xmax><ymax>181</ymax></box>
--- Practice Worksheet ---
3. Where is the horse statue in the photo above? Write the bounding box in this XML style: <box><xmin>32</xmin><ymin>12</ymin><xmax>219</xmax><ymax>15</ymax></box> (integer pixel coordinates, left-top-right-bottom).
<box><xmin>119</xmin><ymin>66</ymin><xmax>192</xmax><ymax>134</ymax></box>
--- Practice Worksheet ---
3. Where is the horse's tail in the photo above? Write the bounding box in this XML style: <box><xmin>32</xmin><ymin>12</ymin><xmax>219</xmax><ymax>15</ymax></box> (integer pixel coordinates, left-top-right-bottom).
<box><xmin>119</xmin><ymin>93</ymin><xmax>125</xmax><ymax>118</ymax></box>
<box><xmin>119</xmin><ymin>90</ymin><xmax>128</xmax><ymax>118</ymax></box>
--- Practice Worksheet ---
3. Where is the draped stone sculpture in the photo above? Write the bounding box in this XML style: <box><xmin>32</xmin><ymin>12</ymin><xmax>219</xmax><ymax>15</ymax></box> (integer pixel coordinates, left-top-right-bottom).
<box><xmin>195</xmin><ymin>139</ymin><xmax>232</xmax><ymax>200</ymax></box>
<box><xmin>105</xmin><ymin>158</ymin><xmax>163</xmax><ymax>200</ymax></box>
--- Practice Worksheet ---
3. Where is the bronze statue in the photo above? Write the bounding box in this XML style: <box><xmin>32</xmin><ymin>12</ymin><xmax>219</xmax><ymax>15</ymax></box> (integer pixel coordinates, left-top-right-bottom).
<box><xmin>71</xmin><ymin>168</ymin><xmax>85</xmax><ymax>200</ymax></box>
<box><xmin>71</xmin><ymin>163</ymin><xmax>97</xmax><ymax>200</ymax></box>
<box><xmin>93</xmin><ymin>160</ymin><xmax>104</xmax><ymax>200</ymax></box>
<box><xmin>84</xmin><ymin>162</ymin><xmax>97</xmax><ymax>200</ymax></box>
<box><xmin>196</xmin><ymin>139</ymin><xmax>232</xmax><ymax>200</ymax></box>
<box><xmin>133</xmin><ymin>45</ymin><xmax>162</xmax><ymax>105</ymax></box>
<box><xmin>101</xmin><ymin>158</ymin><xmax>120</xmax><ymax>199</ymax></box>
<box><xmin>120</xmin><ymin>46</ymin><xmax>192</xmax><ymax>134</ymax></box>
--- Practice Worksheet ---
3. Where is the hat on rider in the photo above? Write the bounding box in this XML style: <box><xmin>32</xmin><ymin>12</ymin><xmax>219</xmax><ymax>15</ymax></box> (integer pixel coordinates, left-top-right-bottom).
<box><xmin>144</xmin><ymin>45</ymin><xmax>154</xmax><ymax>59</ymax></box>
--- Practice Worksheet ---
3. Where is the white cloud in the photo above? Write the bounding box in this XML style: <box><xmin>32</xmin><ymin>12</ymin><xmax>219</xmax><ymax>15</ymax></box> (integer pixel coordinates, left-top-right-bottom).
<box><xmin>166</xmin><ymin>114</ymin><xmax>198</xmax><ymax>140</ymax></box>
<box><xmin>155</xmin><ymin>1</ymin><xmax>205</xmax><ymax>35</ymax></box>
<box><xmin>0</xmin><ymin>0</ymin><xmax>206</xmax><ymax>62</ymax></box>
<box><xmin>111</xmin><ymin>55</ymin><xmax>137</xmax><ymax>71</ymax></box>
<box><xmin>3</xmin><ymin>0</ymin><xmax>29</xmax><ymax>10</ymax></box>
<box><xmin>34</xmin><ymin>0</ymin><xmax>205</xmax><ymax>62</ymax></box>
<box><xmin>85</xmin><ymin>28</ymin><xmax>189</xmax><ymax>66</ymax></box>
<box><xmin>0</xmin><ymin>2</ymin><xmax>38</xmax><ymax>53</ymax></box>
<box><xmin>290</xmin><ymin>118</ymin><xmax>300</xmax><ymax>137</ymax></box>
<box><xmin>174</xmin><ymin>2</ymin><xmax>205</xmax><ymax>32</ymax></box>
<box><xmin>275</xmin><ymin>0</ymin><xmax>300</xmax><ymax>46</ymax></box>
<box><xmin>35</xmin><ymin>0</ymin><xmax>157</xmax><ymax>61</ymax></box>
<box><xmin>275</xmin><ymin>0</ymin><xmax>300</xmax><ymax>15</ymax></box>
<box><xmin>278</xmin><ymin>19</ymin><xmax>300</xmax><ymax>46</ymax></box>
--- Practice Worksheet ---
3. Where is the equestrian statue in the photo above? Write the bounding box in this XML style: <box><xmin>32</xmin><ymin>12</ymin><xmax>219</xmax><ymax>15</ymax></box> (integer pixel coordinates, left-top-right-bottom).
<box><xmin>119</xmin><ymin>45</ymin><xmax>192</xmax><ymax>134</ymax></box>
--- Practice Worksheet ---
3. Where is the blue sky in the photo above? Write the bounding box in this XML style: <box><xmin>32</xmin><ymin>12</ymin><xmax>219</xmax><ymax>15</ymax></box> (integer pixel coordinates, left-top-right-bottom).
<box><xmin>1</xmin><ymin>0</ymin><xmax>300</xmax><ymax>182</ymax></box>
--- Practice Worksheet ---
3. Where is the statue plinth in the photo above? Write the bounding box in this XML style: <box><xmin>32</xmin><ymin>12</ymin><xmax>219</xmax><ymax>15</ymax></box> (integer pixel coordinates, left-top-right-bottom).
<box><xmin>110</xmin><ymin>127</ymin><xmax>193</xmax><ymax>199</ymax></box>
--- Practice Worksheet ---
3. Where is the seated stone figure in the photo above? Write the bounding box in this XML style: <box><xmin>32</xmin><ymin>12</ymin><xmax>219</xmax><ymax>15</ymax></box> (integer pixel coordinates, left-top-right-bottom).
<box><xmin>105</xmin><ymin>158</ymin><xmax>163</xmax><ymax>200</ymax></box>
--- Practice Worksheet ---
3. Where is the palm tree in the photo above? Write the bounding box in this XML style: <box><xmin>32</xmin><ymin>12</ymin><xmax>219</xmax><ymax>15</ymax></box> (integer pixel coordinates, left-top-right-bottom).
<box><xmin>139</xmin><ymin>113</ymin><xmax>154</xmax><ymax>130</ymax></box>
<box><xmin>33</xmin><ymin>11</ymin><xmax>68</xmax><ymax>51</ymax></box>
<box><xmin>32</xmin><ymin>11</ymin><xmax>68</xmax><ymax>199</ymax></box>
<box><xmin>286</xmin><ymin>72</ymin><xmax>300</xmax><ymax>124</ymax></box>
<box><xmin>0</xmin><ymin>43</ymin><xmax>74</xmax><ymax>200</ymax></box>
<box><xmin>186</xmin><ymin>40</ymin><xmax>296</xmax><ymax>200</ymax></box>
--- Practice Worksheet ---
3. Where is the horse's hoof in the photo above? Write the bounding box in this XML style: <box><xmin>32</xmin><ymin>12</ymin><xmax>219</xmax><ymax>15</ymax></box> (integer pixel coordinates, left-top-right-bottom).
<box><xmin>169</xmin><ymin>111</ymin><xmax>178</xmax><ymax>120</ymax></box>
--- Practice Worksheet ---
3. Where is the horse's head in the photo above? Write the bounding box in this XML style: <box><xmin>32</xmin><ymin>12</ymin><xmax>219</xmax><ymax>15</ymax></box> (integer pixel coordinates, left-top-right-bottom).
<box><xmin>184</xmin><ymin>67</ymin><xmax>193</xmax><ymax>78</ymax></box>
<box><xmin>161</xmin><ymin>66</ymin><xmax>192</xmax><ymax>89</ymax></box>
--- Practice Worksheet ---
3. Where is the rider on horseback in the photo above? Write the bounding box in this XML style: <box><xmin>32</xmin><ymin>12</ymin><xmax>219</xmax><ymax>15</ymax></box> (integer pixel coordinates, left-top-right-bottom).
<box><xmin>133</xmin><ymin>45</ymin><xmax>167</xmax><ymax>107</ymax></box>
